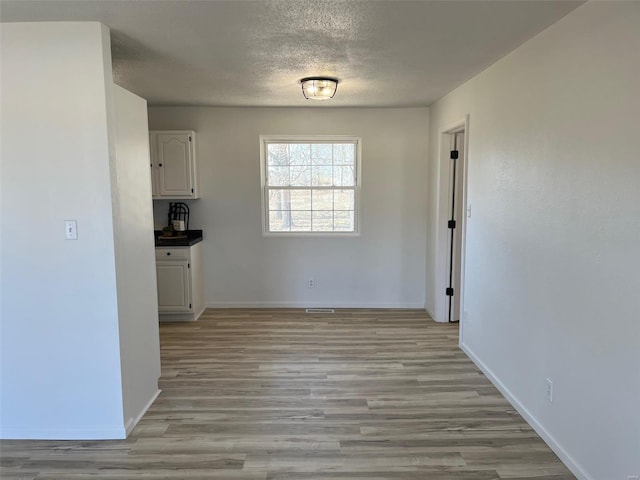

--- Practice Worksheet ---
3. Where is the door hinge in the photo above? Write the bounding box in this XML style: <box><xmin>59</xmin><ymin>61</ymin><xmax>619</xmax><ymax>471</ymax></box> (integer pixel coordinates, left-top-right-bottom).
<box><xmin>446</xmin><ymin>287</ymin><xmax>454</xmax><ymax>296</ymax></box>
<box><xmin>448</xmin><ymin>220</ymin><xmax>456</xmax><ymax>229</ymax></box>
<box><xmin>450</xmin><ymin>150</ymin><xmax>459</xmax><ymax>159</ymax></box>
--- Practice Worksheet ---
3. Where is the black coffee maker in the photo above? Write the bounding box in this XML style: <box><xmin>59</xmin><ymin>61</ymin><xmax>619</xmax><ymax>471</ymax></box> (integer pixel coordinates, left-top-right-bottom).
<box><xmin>167</xmin><ymin>202</ymin><xmax>189</xmax><ymax>233</ymax></box>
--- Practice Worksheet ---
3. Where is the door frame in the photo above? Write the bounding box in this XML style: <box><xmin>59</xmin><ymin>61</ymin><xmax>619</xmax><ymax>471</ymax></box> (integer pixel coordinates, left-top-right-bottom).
<box><xmin>434</xmin><ymin>116</ymin><xmax>470</xmax><ymax>336</ymax></box>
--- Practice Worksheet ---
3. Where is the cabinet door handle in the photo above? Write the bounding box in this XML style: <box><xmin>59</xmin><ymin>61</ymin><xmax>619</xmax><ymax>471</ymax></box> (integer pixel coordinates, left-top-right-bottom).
<box><xmin>159</xmin><ymin>163</ymin><xmax>163</xmax><ymax>167</ymax></box>
<box><xmin>166</xmin><ymin>252</ymin><xmax>171</xmax><ymax>256</ymax></box>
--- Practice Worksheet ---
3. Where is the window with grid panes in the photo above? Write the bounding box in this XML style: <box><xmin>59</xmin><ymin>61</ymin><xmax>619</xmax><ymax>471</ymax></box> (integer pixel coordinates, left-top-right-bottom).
<box><xmin>260</xmin><ymin>136</ymin><xmax>361</xmax><ymax>234</ymax></box>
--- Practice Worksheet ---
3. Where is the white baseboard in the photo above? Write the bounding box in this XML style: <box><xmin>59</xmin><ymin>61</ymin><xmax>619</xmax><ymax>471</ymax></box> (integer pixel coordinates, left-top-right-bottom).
<box><xmin>158</xmin><ymin>305</ymin><xmax>209</xmax><ymax>322</ymax></box>
<box><xmin>194</xmin><ymin>305</ymin><xmax>206</xmax><ymax>320</ymax></box>
<box><xmin>124</xmin><ymin>388</ymin><xmax>161</xmax><ymax>436</ymax></box>
<box><xmin>0</xmin><ymin>425</ymin><xmax>126</xmax><ymax>440</ymax></box>
<box><xmin>424</xmin><ymin>304</ymin><xmax>438</xmax><ymax>321</ymax></box>
<box><xmin>460</xmin><ymin>341</ymin><xmax>594</xmax><ymax>480</ymax></box>
<box><xmin>1</xmin><ymin>390</ymin><xmax>161</xmax><ymax>440</ymax></box>
<box><xmin>206</xmin><ymin>301</ymin><xmax>426</xmax><ymax>309</ymax></box>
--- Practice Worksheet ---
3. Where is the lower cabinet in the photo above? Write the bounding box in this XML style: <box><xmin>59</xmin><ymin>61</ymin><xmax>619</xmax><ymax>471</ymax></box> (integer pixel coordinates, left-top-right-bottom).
<box><xmin>155</xmin><ymin>243</ymin><xmax>205</xmax><ymax>321</ymax></box>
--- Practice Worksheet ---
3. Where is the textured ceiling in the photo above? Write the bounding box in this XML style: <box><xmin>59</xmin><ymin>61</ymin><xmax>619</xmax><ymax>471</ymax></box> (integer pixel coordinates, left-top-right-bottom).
<box><xmin>0</xmin><ymin>0</ymin><xmax>584</xmax><ymax>107</ymax></box>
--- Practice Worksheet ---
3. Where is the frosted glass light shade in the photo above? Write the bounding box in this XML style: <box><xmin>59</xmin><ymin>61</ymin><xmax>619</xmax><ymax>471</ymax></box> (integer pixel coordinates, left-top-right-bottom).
<box><xmin>301</xmin><ymin>77</ymin><xmax>338</xmax><ymax>100</ymax></box>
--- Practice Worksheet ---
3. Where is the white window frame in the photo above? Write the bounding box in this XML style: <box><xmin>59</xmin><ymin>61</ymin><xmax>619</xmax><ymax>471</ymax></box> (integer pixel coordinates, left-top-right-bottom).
<box><xmin>260</xmin><ymin>135</ymin><xmax>362</xmax><ymax>236</ymax></box>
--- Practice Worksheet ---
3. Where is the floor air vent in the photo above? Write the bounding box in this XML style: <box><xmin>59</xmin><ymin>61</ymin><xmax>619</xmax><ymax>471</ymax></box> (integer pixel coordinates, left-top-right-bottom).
<box><xmin>305</xmin><ymin>308</ymin><xmax>335</xmax><ymax>314</ymax></box>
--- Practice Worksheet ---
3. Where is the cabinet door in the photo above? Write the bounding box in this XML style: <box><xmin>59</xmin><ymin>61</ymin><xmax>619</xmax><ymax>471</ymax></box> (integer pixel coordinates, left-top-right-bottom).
<box><xmin>156</xmin><ymin>261</ymin><xmax>192</xmax><ymax>313</ymax></box>
<box><xmin>157</xmin><ymin>133</ymin><xmax>193</xmax><ymax>197</ymax></box>
<box><xmin>149</xmin><ymin>133</ymin><xmax>158</xmax><ymax>197</ymax></box>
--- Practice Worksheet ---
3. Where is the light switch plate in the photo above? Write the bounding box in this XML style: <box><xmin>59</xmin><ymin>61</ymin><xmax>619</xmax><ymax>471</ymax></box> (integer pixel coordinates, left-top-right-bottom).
<box><xmin>64</xmin><ymin>220</ymin><xmax>78</xmax><ymax>240</ymax></box>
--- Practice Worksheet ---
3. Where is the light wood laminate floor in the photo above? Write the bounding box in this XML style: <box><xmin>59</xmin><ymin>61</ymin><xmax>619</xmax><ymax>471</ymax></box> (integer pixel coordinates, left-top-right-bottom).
<box><xmin>1</xmin><ymin>309</ymin><xmax>575</xmax><ymax>479</ymax></box>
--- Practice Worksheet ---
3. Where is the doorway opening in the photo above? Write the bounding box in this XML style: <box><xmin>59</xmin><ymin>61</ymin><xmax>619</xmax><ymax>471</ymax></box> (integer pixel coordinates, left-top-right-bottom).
<box><xmin>435</xmin><ymin>118</ymin><xmax>468</xmax><ymax>328</ymax></box>
<box><xmin>445</xmin><ymin>129</ymin><xmax>465</xmax><ymax>323</ymax></box>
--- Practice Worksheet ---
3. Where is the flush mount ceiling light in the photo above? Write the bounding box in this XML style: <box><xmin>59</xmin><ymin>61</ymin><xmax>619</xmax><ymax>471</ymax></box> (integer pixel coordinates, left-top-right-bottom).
<box><xmin>300</xmin><ymin>77</ymin><xmax>338</xmax><ymax>100</ymax></box>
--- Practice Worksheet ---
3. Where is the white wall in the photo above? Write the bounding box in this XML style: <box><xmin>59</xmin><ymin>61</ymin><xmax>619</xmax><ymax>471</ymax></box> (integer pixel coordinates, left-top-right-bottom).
<box><xmin>149</xmin><ymin>107</ymin><xmax>428</xmax><ymax>308</ymax></box>
<box><xmin>0</xmin><ymin>23</ymin><xmax>125</xmax><ymax>438</ymax></box>
<box><xmin>426</xmin><ymin>3</ymin><xmax>640</xmax><ymax>479</ymax></box>
<box><xmin>1</xmin><ymin>23</ymin><xmax>161</xmax><ymax>440</ymax></box>
<box><xmin>112</xmin><ymin>85</ymin><xmax>161</xmax><ymax>434</ymax></box>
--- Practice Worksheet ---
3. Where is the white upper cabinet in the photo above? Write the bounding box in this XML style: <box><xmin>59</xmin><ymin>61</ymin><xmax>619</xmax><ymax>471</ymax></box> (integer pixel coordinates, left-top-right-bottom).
<box><xmin>150</xmin><ymin>130</ymin><xmax>199</xmax><ymax>199</ymax></box>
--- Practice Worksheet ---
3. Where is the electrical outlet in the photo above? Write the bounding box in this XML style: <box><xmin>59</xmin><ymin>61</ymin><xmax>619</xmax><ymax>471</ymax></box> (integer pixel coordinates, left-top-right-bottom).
<box><xmin>308</xmin><ymin>278</ymin><xmax>315</xmax><ymax>289</ymax></box>
<box><xmin>545</xmin><ymin>378</ymin><xmax>554</xmax><ymax>403</ymax></box>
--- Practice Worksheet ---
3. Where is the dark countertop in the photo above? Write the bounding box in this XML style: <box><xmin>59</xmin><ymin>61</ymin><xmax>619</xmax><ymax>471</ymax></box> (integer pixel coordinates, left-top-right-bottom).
<box><xmin>154</xmin><ymin>229</ymin><xmax>203</xmax><ymax>247</ymax></box>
